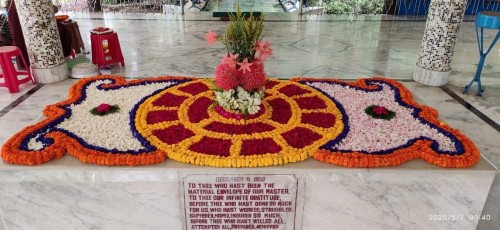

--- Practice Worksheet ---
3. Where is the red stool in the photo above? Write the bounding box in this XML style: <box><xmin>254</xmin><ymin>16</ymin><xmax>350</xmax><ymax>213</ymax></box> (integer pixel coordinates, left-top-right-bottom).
<box><xmin>0</xmin><ymin>46</ymin><xmax>35</xmax><ymax>93</ymax></box>
<box><xmin>91</xmin><ymin>32</ymin><xmax>125</xmax><ymax>67</ymax></box>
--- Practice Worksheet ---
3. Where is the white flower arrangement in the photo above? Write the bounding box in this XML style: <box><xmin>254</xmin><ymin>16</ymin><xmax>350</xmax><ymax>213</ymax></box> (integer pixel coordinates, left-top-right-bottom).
<box><xmin>214</xmin><ymin>86</ymin><xmax>265</xmax><ymax>115</ymax></box>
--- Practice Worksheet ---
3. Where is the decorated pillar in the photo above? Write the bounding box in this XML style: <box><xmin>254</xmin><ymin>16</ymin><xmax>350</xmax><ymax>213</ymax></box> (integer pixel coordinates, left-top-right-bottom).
<box><xmin>15</xmin><ymin>0</ymin><xmax>68</xmax><ymax>83</ymax></box>
<box><xmin>413</xmin><ymin>0</ymin><xmax>467</xmax><ymax>86</ymax></box>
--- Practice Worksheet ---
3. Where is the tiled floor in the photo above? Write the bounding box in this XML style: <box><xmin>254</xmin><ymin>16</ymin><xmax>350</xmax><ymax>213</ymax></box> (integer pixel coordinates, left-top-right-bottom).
<box><xmin>0</xmin><ymin>12</ymin><xmax>499</xmax><ymax>229</ymax></box>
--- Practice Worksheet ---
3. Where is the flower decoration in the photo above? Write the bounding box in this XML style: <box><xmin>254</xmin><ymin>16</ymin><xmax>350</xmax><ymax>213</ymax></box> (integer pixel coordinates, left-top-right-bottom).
<box><xmin>365</xmin><ymin>105</ymin><xmax>396</xmax><ymax>120</ymax></box>
<box><xmin>90</xmin><ymin>103</ymin><xmax>119</xmax><ymax>116</ymax></box>
<box><xmin>0</xmin><ymin>76</ymin><xmax>480</xmax><ymax>169</ymax></box>
<box><xmin>205</xmin><ymin>3</ymin><xmax>272</xmax><ymax>116</ymax></box>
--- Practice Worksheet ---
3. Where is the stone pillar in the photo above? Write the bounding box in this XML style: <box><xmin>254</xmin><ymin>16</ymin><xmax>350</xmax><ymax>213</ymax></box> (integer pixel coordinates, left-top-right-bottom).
<box><xmin>413</xmin><ymin>0</ymin><xmax>467</xmax><ymax>86</ymax></box>
<box><xmin>16</xmin><ymin>0</ymin><xmax>69</xmax><ymax>83</ymax></box>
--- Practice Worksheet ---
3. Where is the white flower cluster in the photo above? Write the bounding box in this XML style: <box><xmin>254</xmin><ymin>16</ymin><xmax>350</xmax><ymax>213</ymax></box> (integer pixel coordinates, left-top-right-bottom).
<box><xmin>308</xmin><ymin>82</ymin><xmax>457</xmax><ymax>153</ymax></box>
<box><xmin>215</xmin><ymin>86</ymin><xmax>265</xmax><ymax>115</ymax></box>
<box><xmin>53</xmin><ymin>80</ymin><xmax>174</xmax><ymax>151</ymax></box>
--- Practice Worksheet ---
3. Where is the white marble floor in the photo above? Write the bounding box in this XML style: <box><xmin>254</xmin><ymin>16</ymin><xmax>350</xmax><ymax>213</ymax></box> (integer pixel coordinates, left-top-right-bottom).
<box><xmin>0</xmin><ymin>12</ymin><xmax>499</xmax><ymax>229</ymax></box>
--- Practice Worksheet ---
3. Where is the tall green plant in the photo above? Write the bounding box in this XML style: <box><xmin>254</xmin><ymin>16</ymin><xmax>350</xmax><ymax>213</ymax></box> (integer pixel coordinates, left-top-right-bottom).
<box><xmin>220</xmin><ymin>3</ymin><xmax>264</xmax><ymax>62</ymax></box>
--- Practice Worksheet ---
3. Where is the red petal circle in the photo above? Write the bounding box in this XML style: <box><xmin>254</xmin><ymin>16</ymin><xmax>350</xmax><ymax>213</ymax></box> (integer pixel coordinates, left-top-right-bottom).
<box><xmin>153</xmin><ymin>125</ymin><xmax>194</xmax><ymax>145</ymax></box>
<box><xmin>294</xmin><ymin>96</ymin><xmax>327</xmax><ymax>110</ymax></box>
<box><xmin>281</xmin><ymin>127</ymin><xmax>322</xmax><ymax>148</ymax></box>
<box><xmin>267</xmin><ymin>98</ymin><xmax>292</xmax><ymax>124</ymax></box>
<box><xmin>189</xmin><ymin>137</ymin><xmax>232</xmax><ymax>156</ymax></box>
<box><xmin>152</xmin><ymin>93</ymin><xmax>188</xmax><ymax>107</ymax></box>
<box><xmin>188</xmin><ymin>97</ymin><xmax>212</xmax><ymax>123</ymax></box>
<box><xmin>278</xmin><ymin>84</ymin><xmax>311</xmax><ymax>97</ymax></box>
<box><xmin>301</xmin><ymin>113</ymin><xmax>336</xmax><ymax>128</ymax></box>
<box><xmin>265</xmin><ymin>80</ymin><xmax>280</xmax><ymax>90</ymax></box>
<box><xmin>241</xmin><ymin>138</ymin><xmax>282</xmax><ymax>155</ymax></box>
<box><xmin>178</xmin><ymin>82</ymin><xmax>209</xmax><ymax>95</ymax></box>
<box><xmin>204</xmin><ymin>122</ymin><xmax>275</xmax><ymax>134</ymax></box>
<box><xmin>146</xmin><ymin>110</ymin><xmax>178</xmax><ymax>124</ymax></box>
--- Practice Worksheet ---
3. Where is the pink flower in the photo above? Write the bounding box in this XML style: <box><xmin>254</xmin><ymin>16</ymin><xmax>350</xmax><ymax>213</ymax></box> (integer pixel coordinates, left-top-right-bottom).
<box><xmin>237</xmin><ymin>58</ymin><xmax>253</xmax><ymax>74</ymax></box>
<box><xmin>239</xmin><ymin>61</ymin><xmax>266</xmax><ymax>91</ymax></box>
<box><xmin>254</xmin><ymin>41</ymin><xmax>273</xmax><ymax>60</ymax></box>
<box><xmin>214</xmin><ymin>62</ymin><xmax>239</xmax><ymax>90</ymax></box>
<box><xmin>222</xmin><ymin>53</ymin><xmax>239</xmax><ymax>69</ymax></box>
<box><xmin>96</xmin><ymin>103</ymin><xmax>111</xmax><ymax>113</ymax></box>
<box><xmin>372</xmin><ymin>106</ymin><xmax>389</xmax><ymax>115</ymax></box>
<box><xmin>205</xmin><ymin>30</ymin><xmax>218</xmax><ymax>45</ymax></box>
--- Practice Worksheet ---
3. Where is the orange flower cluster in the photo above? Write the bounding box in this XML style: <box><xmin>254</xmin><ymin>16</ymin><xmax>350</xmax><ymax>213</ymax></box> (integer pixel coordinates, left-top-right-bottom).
<box><xmin>293</xmin><ymin>77</ymin><xmax>480</xmax><ymax>168</ymax></box>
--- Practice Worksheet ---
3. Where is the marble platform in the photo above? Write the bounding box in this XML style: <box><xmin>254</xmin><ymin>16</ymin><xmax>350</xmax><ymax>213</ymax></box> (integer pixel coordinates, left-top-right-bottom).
<box><xmin>0</xmin><ymin>155</ymin><xmax>495</xmax><ymax>230</ymax></box>
<box><xmin>1</xmin><ymin>12</ymin><xmax>499</xmax><ymax>229</ymax></box>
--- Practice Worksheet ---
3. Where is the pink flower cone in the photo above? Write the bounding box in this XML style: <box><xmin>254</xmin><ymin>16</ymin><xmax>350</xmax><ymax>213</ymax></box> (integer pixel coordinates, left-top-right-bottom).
<box><xmin>215</xmin><ymin>62</ymin><xmax>239</xmax><ymax>90</ymax></box>
<box><xmin>238</xmin><ymin>61</ymin><xmax>266</xmax><ymax>91</ymax></box>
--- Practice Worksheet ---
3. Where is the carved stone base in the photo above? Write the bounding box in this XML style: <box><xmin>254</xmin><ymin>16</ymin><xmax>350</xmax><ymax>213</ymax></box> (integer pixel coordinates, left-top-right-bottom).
<box><xmin>32</xmin><ymin>62</ymin><xmax>69</xmax><ymax>83</ymax></box>
<box><xmin>413</xmin><ymin>65</ymin><xmax>451</xmax><ymax>86</ymax></box>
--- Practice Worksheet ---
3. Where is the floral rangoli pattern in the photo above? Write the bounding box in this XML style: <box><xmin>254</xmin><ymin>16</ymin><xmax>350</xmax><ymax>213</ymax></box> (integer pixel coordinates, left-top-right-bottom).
<box><xmin>1</xmin><ymin>76</ymin><xmax>480</xmax><ymax>168</ymax></box>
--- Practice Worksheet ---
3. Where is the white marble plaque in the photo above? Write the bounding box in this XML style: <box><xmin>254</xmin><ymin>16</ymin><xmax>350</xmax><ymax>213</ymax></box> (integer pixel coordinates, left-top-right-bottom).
<box><xmin>182</xmin><ymin>174</ymin><xmax>299</xmax><ymax>230</ymax></box>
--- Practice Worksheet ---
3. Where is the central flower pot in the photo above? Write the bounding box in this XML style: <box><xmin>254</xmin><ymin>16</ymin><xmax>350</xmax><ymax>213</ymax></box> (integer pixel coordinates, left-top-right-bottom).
<box><xmin>213</xmin><ymin>59</ymin><xmax>267</xmax><ymax>118</ymax></box>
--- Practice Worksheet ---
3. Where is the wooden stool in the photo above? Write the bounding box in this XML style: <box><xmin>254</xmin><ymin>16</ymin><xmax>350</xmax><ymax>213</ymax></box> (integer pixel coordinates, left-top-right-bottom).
<box><xmin>0</xmin><ymin>46</ymin><xmax>34</xmax><ymax>93</ymax></box>
<box><xmin>91</xmin><ymin>32</ymin><xmax>125</xmax><ymax>68</ymax></box>
<box><xmin>62</xmin><ymin>20</ymin><xmax>85</xmax><ymax>54</ymax></box>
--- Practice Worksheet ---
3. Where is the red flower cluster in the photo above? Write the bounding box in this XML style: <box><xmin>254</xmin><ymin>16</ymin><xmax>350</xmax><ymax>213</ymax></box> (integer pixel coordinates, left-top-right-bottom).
<box><xmin>96</xmin><ymin>103</ymin><xmax>111</xmax><ymax>113</ymax></box>
<box><xmin>214</xmin><ymin>56</ymin><xmax>267</xmax><ymax>92</ymax></box>
<box><xmin>372</xmin><ymin>106</ymin><xmax>389</xmax><ymax>115</ymax></box>
<box><xmin>214</xmin><ymin>62</ymin><xmax>239</xmax><ymax>90</ymax></box>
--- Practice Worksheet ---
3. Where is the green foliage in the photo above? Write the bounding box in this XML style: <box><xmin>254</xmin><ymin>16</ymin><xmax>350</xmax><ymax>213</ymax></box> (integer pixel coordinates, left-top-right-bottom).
<box><xmin>221</xmin><ymin>3</ymin><xmax>264</xmax><ymax>62</ymax></box>
<box><xmin>324</xmin><ymin>0</ymin><xmax>384</xmax><ymax>15</ymax></box>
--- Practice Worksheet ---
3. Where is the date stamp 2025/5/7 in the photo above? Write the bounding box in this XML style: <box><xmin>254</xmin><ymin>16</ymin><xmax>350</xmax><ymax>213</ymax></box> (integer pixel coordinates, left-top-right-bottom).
<box><xmin>428</xmin><ymin>214</ymin><xmax>491</xmax><ymax>221</ymax></box>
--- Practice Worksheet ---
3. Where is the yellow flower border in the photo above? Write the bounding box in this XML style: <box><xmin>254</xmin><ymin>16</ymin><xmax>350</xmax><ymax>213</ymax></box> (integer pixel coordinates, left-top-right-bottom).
<box><xmin>135</xmin><ymin>79</ymin><xmax>345</xmax><ymax>167</ymax></box>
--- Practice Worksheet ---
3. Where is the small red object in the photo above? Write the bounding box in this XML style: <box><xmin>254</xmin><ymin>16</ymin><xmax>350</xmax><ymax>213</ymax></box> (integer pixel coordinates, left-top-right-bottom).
<box><xmin>0</xmin><ymin>46</ymin><xmax>35</xmax><ymax>93</ymax></box>
<box><xmin>90</xmin><ymin>32</ymin><xmax>125</xmax><ymax>68</ymax></box>
<box><xmin>96</xmin><ymin>103</ymin><xmax>111</xmax><ymax>113</ymax></box>
<box><xmin>90</xmin><ymin>27</ymin><xmax>112</xmax><ymax>35</ymax></box>
<box><xmin>372</xmin><ymin>106</ymin><xmax>389</xmax><ymax>115</ymax></box>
